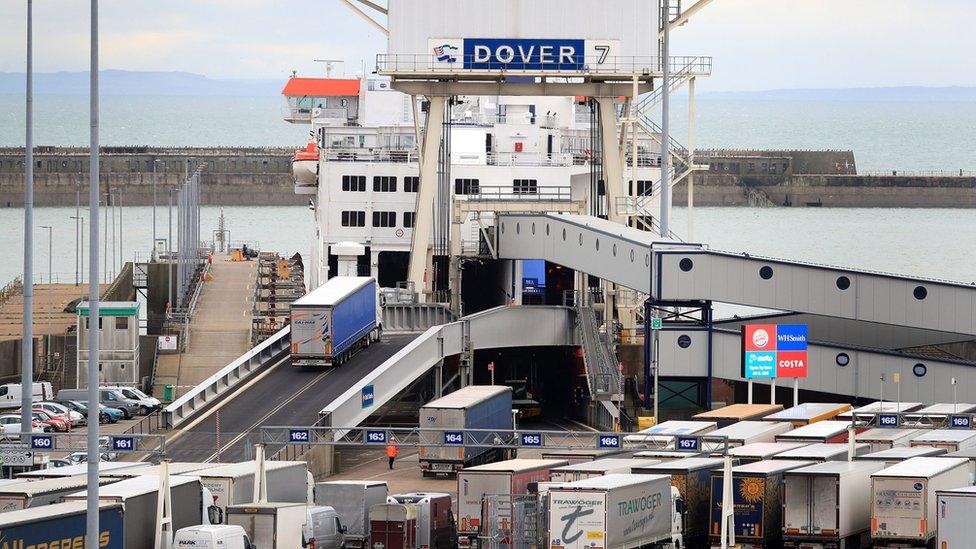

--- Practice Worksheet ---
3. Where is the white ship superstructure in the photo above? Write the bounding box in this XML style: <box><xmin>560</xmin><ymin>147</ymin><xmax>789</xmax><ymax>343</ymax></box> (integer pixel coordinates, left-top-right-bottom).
<box><xmin>286</xmin><ymin>77</ymin><xmax>665</xmax><ymax>299</ymax></box>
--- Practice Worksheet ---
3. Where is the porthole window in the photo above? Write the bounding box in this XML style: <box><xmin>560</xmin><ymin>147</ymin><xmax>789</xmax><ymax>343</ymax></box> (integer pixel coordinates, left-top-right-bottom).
<box><xmin>677</xmin><ymin>335</ymin><xmax>692</xmax><ymax>348</ymax></box>
<box><xmin>913</xmin><ymin>286</ymin><xmax>928</xmax><ymax>300</ymax></box>
<box><xmin>679</xmin><ymin>258</ymin><xmax>694</xmax><ymax>272</ymax></box>
<box><xmin>531</xmin><ymin>223</ymin><xmax>536</xmax><ymax>235</ymax></box>
<box><xmin>836</xmin><ymin>276</ymin><xmax>851</xmax><ymax>290</ymax></box>
<box><xmin>562</xmin><ymin>228</ymin><xmax>566</xmax><ymax>241</ymax></box>
<box><xmin>595</xmin><ymin>239</ymin><xmax>600</xmax><ymax>251</ymax></box>
<box><xmin>579</xmin><ymin>234</ymin><xmax>583</xmax><ymax>246</ymax></box>
<box><xmin>630</xmin><ymin>250</ymin><xmax>635</xmax><ymax>263</ymax></box>
<box><xmin>516</xmin><ymin>223</ymin><xmax>521</xmax><ymax>235</ymax></box>
<box><xmin>546</xmin><ymin>224</ymin><xmax>550</xmax><ymax>236</ymax></box>
<box><xmin>612</xmin><ymin>244</ymin><xmax>617</xmax><ymax>257</ymax></box>
<box><xmin>501</xmin><ymin>223</ymin><xmax>505</xmax><ymax>234</ymax></box>
<box><xmin>759</xmin><ymin>266</ymin><xmax>774</xmax><ymax>280</ymax></box>
<box><xmin>913</xmin><ymin>363</ymin><xmax>927</xmax><ymax>377</ymax></box>
<box><xmin>836</xmin><ymin>353</ymin><xmax>850</xmax><ymax>367</ymax></box>
<box><xmin>645</xmin><ymin>254</ymin><xmax>650</xmax><ymax>267</ymax></box>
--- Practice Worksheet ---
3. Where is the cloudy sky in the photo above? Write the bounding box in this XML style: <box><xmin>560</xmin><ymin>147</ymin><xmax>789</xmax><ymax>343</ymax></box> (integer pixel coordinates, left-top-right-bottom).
<box><xmin>1</xmin><ymin>0</ymin><xmax>974</xmax><ymax>91</ymax></box>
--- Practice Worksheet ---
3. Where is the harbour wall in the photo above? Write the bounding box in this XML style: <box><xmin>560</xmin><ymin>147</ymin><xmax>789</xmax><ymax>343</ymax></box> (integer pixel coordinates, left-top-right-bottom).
<box><xmin>1</xmin><ymin>147</ymin><xmax>973</xmax><ymax>208</ymax></box>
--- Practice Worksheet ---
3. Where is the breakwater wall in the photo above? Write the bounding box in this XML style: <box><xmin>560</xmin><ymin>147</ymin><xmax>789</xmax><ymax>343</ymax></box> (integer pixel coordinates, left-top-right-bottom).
<box><xmin>1</xmin><ymin>146</ymin><xmax>972</xmax><ymax>208</ymax></box>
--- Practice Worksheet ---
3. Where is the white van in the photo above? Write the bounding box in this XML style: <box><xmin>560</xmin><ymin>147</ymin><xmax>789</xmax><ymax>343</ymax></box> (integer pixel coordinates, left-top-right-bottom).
<box><xmin>174</xmin><ymin>525</ymin><xmax>254</xmax><ymax>549</ymax></box>
<box><xmin>0</xmin><ymin>382</ymin><xmax>53</xmax><ymax>410</ymax></box>
<box><xmin>101</xmin><ymin>386</ymin><xmax>161</xmax><ymax>414</ymax></box>
<box><xmin>303</xmin><ymin>506</ymin><xmax>345</xmax><ymax>549</ymax></box>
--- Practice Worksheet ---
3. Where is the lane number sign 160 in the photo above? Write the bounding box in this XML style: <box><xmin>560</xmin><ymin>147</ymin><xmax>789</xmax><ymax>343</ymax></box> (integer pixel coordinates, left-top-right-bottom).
<box><xmin>289</xmin><ymin>429</ymin><xmax>311</xmax><ymax>443</ymax></box>
<box><xmin>30</xmin><ymin>435</ymin><xmax>53</xmax><ymax>450</ymax></box>
<box><xmin>598</xmin><ymin>435</ymin><xmax>620</xmax><ymax>449</ymax></box>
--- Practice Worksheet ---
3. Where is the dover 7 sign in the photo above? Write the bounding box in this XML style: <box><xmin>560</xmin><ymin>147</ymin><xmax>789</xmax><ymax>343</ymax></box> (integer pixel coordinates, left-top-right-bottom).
<box><xmin>742</xmin><ymin>324</ymin><xmax>809</xmax><ymax>379</ymax></box>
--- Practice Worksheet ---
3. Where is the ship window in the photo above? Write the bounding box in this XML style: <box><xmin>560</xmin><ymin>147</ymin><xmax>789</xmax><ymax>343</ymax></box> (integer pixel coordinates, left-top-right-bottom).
<box><xmin>454</xmin><ymin>178</ymin><xmax>480</xmax><ymax>195</ymax></box>
<box><xmin>403</xmin><ymin>212</ymin><xmax>415</xmax><ymax>228</ymax></box>
<box><xmin>115</xmin><ymin>317</ymin><xmax>128</xmax><ymax>330</ymax></box>
<box><xmin>596</xmin><ymin>180</ymin><xmax>606</xmax><ymax>196</ymax></box>
<box><xmin>513</xmin><ymin>179</ymin><xmax>538</xmax><ymax>195</ymax></box>
<box><xmin>341</xmin><ymin>175</ymin><xmax>366</xmax><ymax>192</ymax></box>
<box><xmin>629</xmin><ymin>180</ymin><xmax>653</xmax><ymax>195</ymax></box>
<box><xmin>341</xmin><ymin>211</ymin><xmax>366</xmax><ymax>227</ymax></box>
<box><xmin>372</xmin><ymin>211</ymin><xmax>397</xmax><ymax>228</ymax></box>
<box><xmin>373</xmin><ymin>176</ymin><xmax>397</xmax><ymax>192</ymax></box>
<box><xmin>404</xmin><ymin>177</ymin><xmax>420</xmax><ymax>193</ymax></box>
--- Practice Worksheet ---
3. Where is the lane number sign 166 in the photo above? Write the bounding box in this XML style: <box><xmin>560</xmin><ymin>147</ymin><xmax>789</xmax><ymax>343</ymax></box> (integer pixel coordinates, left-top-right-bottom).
<box><xmin>598</xmin><ymin>435</ymin><xmax>620</xmax><ymax>449</ymax></box>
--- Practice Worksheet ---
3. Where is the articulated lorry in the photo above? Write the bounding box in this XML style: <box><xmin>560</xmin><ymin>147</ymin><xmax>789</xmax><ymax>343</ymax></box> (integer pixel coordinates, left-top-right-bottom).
<box><xmin>548</xmin><ymin>473</ymin><xmax>683</xmax><ymax>549</ymax></box>
<box><xmin>0</xmin><ymin>501</ymin><xmax>123</xmax><ymax>549</ymax></box>
<box><xmin>419</xmin><ymin>385</ymin><xmax>514</xmax><ymax>476</ymax></box>
<box><xmin>708</xmin><ymin>459</ymin><xmax>815</xmax><ymax>548</ymax></box>
<box><xmin>549</xmin><ymin>458</ymin><xmax>659</xmax><ymax>482</ymax></box>
<box><xmin>197</xmin><ymin>460</ymin><xmax>311</xmax><ymax>524</ymax></box>
<box><xmin>388</xmin><ymin>492</ymin><xmax>455</xmax><ymax>549</ymax></box>
<box><xmin>0</xmin><ymin>475</ymin><xmax>119</xmax><ymax>511</ymax></box>
<box><xmin>782</xmin><ymin>460</ymin><xmax>884</xmax><ymax>549</ymax></box>
<box><xmin>314</xmin><ymin>480</ymin><xmax>389</xmax><ymax>549</ymax></box>
<box><xmin>870</xmin><ymin>457</ymin><xmax>970</xmax><ymax>548</ymax></box>
<box><xmin>290</xmin><ymin>276</ymin><xmax>381</xmax><ymax>366</ymax></box>
<box><xmin>633</xmin><ymin>456</ymin><xmax>724</xmax><ymax>548</ymax></box>
<box><xmin>936</xmin><ymin>485</ymin><xmax>976</xmax><ymax>549</ymax></box>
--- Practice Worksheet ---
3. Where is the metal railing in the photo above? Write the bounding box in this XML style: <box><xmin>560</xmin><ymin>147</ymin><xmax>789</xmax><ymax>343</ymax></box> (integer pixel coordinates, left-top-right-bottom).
<box><xmin>486</xmin><ymin>151</ymin><xmax>575</xmax><ymax>167</ymax></box>
<box><xmin>460</xmin><ymin>185</ymin><xmax>575</xmax><ymax>202</ymax></box>
<box><xmin>576</xmin><ymin>304</ymin><xmax>623</xmax><ymax>401</ymax></box>
<box><xmin>322</xmin><ymin>147</ymin><xmax>419</xmax><ymax>163</ymax></box>
<box><xmin>162</xmin><ymin>326</ymin><xmax>291</xmax><ymax>428</ymax></box>
<box><xmin>376</xmin><ymin>54</ymin><xmax>712</xmax><ymax>76</ymax></box>
<box><xmin>858</xmin><ymin>169</ymin><xmax>976</xmax><ymax>177</ymax></box>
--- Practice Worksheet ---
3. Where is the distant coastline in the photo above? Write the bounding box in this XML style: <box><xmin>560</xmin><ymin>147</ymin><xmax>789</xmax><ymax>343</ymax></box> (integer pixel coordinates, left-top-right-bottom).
<box><xmin>1</xmin><ymin>71</ymin><xmax>975</xmax><ymax>102</ymax></box>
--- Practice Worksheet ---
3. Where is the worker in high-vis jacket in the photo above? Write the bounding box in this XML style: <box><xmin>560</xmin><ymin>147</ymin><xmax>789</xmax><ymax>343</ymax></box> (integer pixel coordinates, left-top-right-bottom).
<box><xmin>386</xmin><ymin>443</ymin><xmax>399</xmax><ymax>469</ymax></box>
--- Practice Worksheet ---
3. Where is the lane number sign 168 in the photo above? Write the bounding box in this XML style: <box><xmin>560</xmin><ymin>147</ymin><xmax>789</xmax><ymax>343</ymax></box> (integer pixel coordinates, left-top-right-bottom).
<box><xmin>598</xmin><ymin>435</ymin><xmax>620</xmax><ymax>448</ymax></box>
<box><xmin>878</xmin><ymin>414</ymin><xmax>899</xmax><ymax>427</ymax></box>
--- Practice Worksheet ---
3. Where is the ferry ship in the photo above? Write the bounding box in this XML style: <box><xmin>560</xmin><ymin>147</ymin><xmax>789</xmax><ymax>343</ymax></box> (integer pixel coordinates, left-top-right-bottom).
<box><xmin>283</xmin><ymin>74</ymin><xmax>665</xmax><ymax>313</ymax></box>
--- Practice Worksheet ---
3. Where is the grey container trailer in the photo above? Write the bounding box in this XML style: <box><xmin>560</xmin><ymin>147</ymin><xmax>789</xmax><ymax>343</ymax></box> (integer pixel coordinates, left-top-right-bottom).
<box><xmin>195</xmin><ymin>460</ymin><xmax>311</xmax><ymax>524</ymax></box>
<box><xmin>548</xmin><ymin>473</ymin><xmax>677</xmax><ymax>549</ymax></box>
<box><xmin>313</xmin><ymin>480</ymin><xmax>389</xmax><ymax>549</ymax></box>
<box><xmin>633</xmin><ymin>456</ymin><xmax>724</xmax><ymax>547</ymax></box>
<box><xmin>418</xmin><ymin>385</ymin><xmax>513</xmax><ymax>476</ymax></box>
<box><xmin>708</xmin><ymin>459</ymin><xmax>815</xmax><ymax>548</ymax></box>
<box><xmin>0</xmin><ymin>501</ymin><xmax>124</xmax><ymax>549</ymax></box>
<box><xmin>63</xmin><ymin>474</ymin><xmax>205</xmax><ymax>549</ymax></box>
<box><xmin>782</xmin><ymin>460</ymin><xmax>884</xmax><ymax>549</ymax></box>
<box><xmin>855</xmin><ymin>446</ymin><xmax>947</xmax><ymax>466</ymax></box>
<box><xmin>870</xmin><ymin>457</ymin><xmax>970</xmax><ymax>547</ymax></box>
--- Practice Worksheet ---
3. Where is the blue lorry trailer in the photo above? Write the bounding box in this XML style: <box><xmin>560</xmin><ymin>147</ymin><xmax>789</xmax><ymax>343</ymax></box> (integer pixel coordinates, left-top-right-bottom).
<box><xmin>290</xmin><ymin>276</ymin><xmax>380</xmax><ymax>366</ymax></box>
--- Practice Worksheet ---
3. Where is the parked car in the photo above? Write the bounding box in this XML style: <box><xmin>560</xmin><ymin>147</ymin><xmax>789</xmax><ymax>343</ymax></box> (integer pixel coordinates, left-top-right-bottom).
<box><xmin>35</xmin><ymin>401</ymin><xmax>84</xmax><ymax>427</ymax></box>
<box><xmin>26</xmin><ymin>409</ymin><xmax>70</xmax><ymax>432</ymax></box>
<box><xmin>0</xmin><ymin>413</ymin><xmax>46</xmax><ymax>437</ymax></box>
<box><xmin>99</xmin><ymin>404</ymin><xmax>124</xmax><ymax>423</ymax></box>
<box><xmin>102</xmin><ymin>386</ymin><xmax>161</xmax><ymax>414</ymax></box>
<box><xmin>46</xmin><ymin>459</ymin><xmax>73</xmax><ymax>469</ymax></box>
<box><xmin>56</xmin><ymin>388</ymin><xmax>140</xmax><ymax>419</ymax></box>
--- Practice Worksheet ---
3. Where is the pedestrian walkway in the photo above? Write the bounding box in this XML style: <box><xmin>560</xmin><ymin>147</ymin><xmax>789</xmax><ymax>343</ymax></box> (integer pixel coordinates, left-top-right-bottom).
<box><xmin>154</xmin><ymin>256</ymin><xmax>258</xmax><ymax>397</ymax></box>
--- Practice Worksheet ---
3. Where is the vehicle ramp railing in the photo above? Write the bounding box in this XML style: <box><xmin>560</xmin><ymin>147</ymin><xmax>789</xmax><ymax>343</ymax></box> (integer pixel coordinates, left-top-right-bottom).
<box><xmin>576</xmin><ymin>306</ymin><xmax>624</xmax><ymax>419</ymax></box>
<box><xmin>162</xmin><ymin>326</ymin><xmax>291</xmax><ymax>428</ymax></box>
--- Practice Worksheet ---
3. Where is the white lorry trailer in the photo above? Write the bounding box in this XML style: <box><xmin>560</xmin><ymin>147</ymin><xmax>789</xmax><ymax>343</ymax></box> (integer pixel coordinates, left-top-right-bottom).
<box><xmin>908</xmin><ymin>429</ymin><xmax>976</xmax><ymax>452</ymax></box>
<box><xmin>854</xmin><ymin>428</ymin><xmax>922</xmax><ymax>452</ymax></box>
<box><xmin>870</xmin><ymin>457</ymin><xmax>970</xmax><ymax>547</ymax></box>
<box><xmin>0</xmin><ymin>476</ymin><xmax>118</xmax><ymax>511</ymax></box>
<box><xmin>226</xmin><ymin>501</ymin><xmax>306</xmax><ymax>549</ymax></box>
<box><xmin>782</xmin><ymin>460</ymin><xmax>884</xmax><ymax>549</ymax></box>
<box><xmin>549</xmin><ymin>458</ymin><xmax>659</xmax><ymax>482</ymax></box>
<box><xmin>547</xmin><ymin>473</ymin><xmax>682</xmax><ymax>549</ymax></box>
<box><xmin>196</xmin><ymin>460</ymin><xmax>311</xmax><ymax>524</ymax></box>
<box><xmin>935</xmin><ymin>485</ymin><xmax>976</xmax><ymax>549</ymax></box>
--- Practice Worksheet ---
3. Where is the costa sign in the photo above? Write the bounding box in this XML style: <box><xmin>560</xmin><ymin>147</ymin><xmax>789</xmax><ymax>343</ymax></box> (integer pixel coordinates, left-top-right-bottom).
<box><xmin>742</xmin><ymin>324</ymin><xmax>809</xmax><ymax>379</ymax></box>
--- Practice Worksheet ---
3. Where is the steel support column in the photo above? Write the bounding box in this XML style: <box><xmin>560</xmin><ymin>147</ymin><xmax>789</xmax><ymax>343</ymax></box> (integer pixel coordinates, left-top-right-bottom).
<box><xmin>406</xmin><ymin>96</ymin><xmax>446</xmax><ymax>302</ymax></box>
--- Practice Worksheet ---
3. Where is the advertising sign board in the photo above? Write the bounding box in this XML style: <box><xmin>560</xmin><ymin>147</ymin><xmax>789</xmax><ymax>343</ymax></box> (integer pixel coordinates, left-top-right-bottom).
<box><xmin>742</xmin><ymin>324</ymin><xmax>809</xmax><ymax>379</ymax></box>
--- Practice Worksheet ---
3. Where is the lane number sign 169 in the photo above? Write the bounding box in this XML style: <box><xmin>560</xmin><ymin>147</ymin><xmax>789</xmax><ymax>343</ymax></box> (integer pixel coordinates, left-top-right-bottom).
<box><xmin>598</xmin><ymin>435</ymin><xmax>620</xmax><ymax>449</ymax></box>
<box><xmin>950</xmin><ymin>415</ymin><xmax>972</xmax><ymax>429</ymax></box>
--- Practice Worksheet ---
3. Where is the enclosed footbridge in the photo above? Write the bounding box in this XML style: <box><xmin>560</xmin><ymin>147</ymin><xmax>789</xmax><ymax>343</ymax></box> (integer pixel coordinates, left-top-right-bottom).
<box><xmin>496</xmin><ymin>213</ymin><xmax>976</xmax><ymax>402</ymax></box>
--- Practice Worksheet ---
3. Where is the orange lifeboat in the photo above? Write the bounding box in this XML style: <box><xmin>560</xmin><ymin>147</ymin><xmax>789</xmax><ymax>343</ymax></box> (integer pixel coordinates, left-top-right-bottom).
<box><xmin>292</xmin><ymin>140</ymin><xmax>319</xmax><ymax>193</ymax></box>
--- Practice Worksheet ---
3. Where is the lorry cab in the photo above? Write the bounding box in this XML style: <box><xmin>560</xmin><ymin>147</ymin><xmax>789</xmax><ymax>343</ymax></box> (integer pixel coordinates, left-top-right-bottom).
<box><xmin>303</xmin><ymin>506</ymin><xmax>345</xmax><ymax>549</ymax></box>
<box><xmin>174</xmin><ymin>525</ymin><xmax>255</xmax><ymax>549</ymax></box>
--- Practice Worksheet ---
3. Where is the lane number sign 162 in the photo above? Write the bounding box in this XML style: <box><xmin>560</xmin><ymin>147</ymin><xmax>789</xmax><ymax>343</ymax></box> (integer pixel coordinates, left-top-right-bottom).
<box><xmin>288</xmin><ymin>429</ymin><xmax>311</xmax><ymax>443</ymax></box>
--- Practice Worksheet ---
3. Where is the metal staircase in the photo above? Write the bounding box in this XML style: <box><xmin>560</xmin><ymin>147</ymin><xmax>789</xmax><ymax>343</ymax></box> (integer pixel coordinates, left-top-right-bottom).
<box><xmin>575</xmin><ymin>304</ymin><xmax>624</xmax><ymax>426</ymax></box>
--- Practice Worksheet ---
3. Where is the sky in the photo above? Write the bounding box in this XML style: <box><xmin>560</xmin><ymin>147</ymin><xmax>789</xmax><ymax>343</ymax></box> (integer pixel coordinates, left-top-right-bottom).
<box><xmin>1</xmin><ymin>0</ymin><xmax>975</xmax><ymax>91</ymax></box>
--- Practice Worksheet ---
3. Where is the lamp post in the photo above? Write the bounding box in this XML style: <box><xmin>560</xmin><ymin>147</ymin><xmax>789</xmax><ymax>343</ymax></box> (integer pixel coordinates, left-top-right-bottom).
<box><xmin>39</xmin><ymin>226</ymin><xmax>52</xmax><ymax>283</ymax></box>
<box><xmin>22</xmin><ymin>0</ymin><xmax>35</xmax><ymax>437</ymax></box>
<box><xmin>71</xmin><ymin>216</ymin><xmax>85</xmax><ymax>284</ymax></box>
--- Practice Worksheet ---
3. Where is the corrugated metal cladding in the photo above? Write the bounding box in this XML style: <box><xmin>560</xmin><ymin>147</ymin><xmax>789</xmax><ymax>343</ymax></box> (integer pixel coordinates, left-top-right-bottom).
<box><xmin>387</xmin><ymin>0</ymin><xmax>656</xmax><ymax>58</ymax></box>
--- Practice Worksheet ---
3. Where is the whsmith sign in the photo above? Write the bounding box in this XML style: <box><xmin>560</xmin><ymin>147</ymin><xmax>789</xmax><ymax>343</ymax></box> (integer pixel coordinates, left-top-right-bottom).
<box><xmin>429</xmin><ymin>38</ymin><xmax>619</xmax><ymax>71</ymax></box>
<box><xmin>741</xmin><ymin>324</ymin><xmax>809</xmax><ymax>380</ymax></box>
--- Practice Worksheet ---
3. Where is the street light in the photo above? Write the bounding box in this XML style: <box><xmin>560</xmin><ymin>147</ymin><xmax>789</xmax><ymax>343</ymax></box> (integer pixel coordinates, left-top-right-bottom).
<box><xmin>70</xmin><ymin>216</ymin><xmax>85</xmax><ymax>284</ymax></box>
<box><xmin>39</xmin><ymin>225</ymin><xmax>52</xmax><ymax>284</ymax></box>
